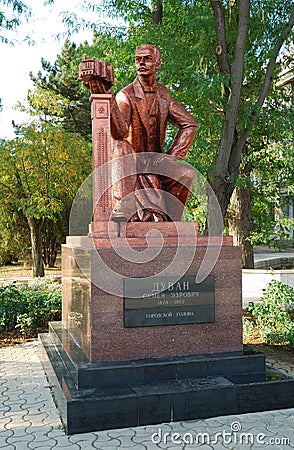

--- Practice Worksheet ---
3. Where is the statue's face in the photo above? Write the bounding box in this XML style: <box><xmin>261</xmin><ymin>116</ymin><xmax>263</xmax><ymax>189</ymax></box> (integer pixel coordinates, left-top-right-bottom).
<box><xmin>135</xmin><ymin>47</ymin><xmax>161</xmax><ymax>78</ymax></box>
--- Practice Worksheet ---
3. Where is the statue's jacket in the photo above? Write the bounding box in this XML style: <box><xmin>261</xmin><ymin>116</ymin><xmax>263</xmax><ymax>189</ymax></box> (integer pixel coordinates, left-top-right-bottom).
<box><xmin>110</xmin><ymin>77</ymin><xmax>197</xmax><ymax>160</ymax></box>
<box><xmin>109</xmin><ymin>77</ymin><xmax>198</xmax><ymax>221</ymax></box>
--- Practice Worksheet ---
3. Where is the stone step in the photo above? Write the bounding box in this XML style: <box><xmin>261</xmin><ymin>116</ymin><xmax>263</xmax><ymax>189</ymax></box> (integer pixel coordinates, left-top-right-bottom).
<box><xmin>39</xmin><ymin>331</ymin><xmax>294</xmax><ymax>435</ymax></box>
<box><xmin>48</xmin><ymin>322</ymin><xmax>266</xmax><ymax>389</ymax></box>
<box><xmin>39</xmin><ymin>332</ymin><xmax>236</xmax><ymax>433</ymax></box>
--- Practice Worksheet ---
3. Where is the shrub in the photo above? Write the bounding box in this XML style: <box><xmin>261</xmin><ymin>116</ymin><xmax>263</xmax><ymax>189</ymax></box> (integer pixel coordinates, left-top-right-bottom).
<box><xmin>0</xmin><ymin>277</ymin><xmax>61</xmax><ymax>336</ymax></box>
<box><xmin>247</xmin><ymin>280</ymin><xmax>294</xmax><ymax>348</ymax></box>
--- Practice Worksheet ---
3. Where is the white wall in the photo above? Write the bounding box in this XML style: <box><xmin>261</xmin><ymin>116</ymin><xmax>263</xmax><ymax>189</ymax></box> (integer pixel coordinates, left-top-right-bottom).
<box><xmin>242</xmin><ymin>269</ymin><xmax>294</xmax><ymax>307</ymax></box>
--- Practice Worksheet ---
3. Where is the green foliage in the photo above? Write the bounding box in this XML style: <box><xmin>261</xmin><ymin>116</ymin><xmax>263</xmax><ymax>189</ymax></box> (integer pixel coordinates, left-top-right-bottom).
<box><xmin>34</xmin><ymin>0</ymin><xmax>293</xmax><ymax>172</ymax></box>
<box><xmin>0</xmin><ymin>0</ymin><xmax>31</xmax><ymax>43</ymax></box>
<box><xmin>27</xmin><ymin>40</ymin><xmax>93</xmax><ymax>140</ymax></box>
<box><xmin>247</xmin><ymin>280</ymin><xmax>294</xmax><ymax>348</ymax></box>
<box><xmin>0</xmin><ymin>204</ymin><xmax>29</xmax><ymax>265</ymax></box>
<box><xmin>0</xmin><ymin>124</ymin><xmax>91</xmax><ymax>222</ymax></box>
<box><xmin>243</xmin><ymin>315</ymin><xmax>254</xmax><ymax>336</ymax></box>
<box><xmin>0</xmin><ymin>124</ymin><xmax>91</xmax><ymax>273</ymax></box>
<box><xmin>0</xmin><ymin>278</ymin><xmax>61</xmax><ymax>336</ymax></box>
<box><xmin>250</xmin><ymin>140</ymin><xmax>294</xmax><ymax>248</ymax></box>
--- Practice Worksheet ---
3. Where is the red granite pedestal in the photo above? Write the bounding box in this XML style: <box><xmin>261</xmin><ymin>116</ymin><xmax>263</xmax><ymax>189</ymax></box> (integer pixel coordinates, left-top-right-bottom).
<box><xmin>61</xmin><ymin>223</ymin><xmax>243</xmax><ymax>362</ymax></box>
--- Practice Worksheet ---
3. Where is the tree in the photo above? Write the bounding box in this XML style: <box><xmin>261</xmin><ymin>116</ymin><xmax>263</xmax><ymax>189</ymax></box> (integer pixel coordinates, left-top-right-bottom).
<box><xmin>0</xmin><ymin>123</ymin><xmax>91</xmax><ymax>276</ymax></box>
<box><xmin>27</xmin><ymin>34</ymin><xmax>138</xmax><ymax>140</ymax></box>
<box><xmin>228</xmin><ymin>96</ymin><xmax>294</xmax><ymax>266</ymax></box>
<box><xmin>250</xmin><ymin>140</ymin><xmax>294</xmax><ymax>248</ymax></box>
<box><xmin>206</xmin><ymin>0</ymin><xmax>294</xmax><ymax>235</ymax></box>
<box><xmin>0</xmin><ymin>200</ymin><xmax>29</xmax><ymax>265</ymax></box>
<box><xmin>0</xmin><ymin>0</ymin><xmax>31</xmax><ymax>43</ymax></box>
<box><xmin>28</xmin><ymin>40</ymin><xmax>93</xmax><ymax>141</ymax></box>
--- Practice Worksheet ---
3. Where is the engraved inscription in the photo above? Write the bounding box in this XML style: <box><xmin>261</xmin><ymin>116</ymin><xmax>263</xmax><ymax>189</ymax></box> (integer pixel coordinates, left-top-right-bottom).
<box><xmin>124</xmin><ymin>275</ymin><xmax>215</xmax><ymax>327</ymax></box>
<box><xmin>97</xmin><ymin>128</ymin><xmax>110</xmax><ymax>211</ymax></box>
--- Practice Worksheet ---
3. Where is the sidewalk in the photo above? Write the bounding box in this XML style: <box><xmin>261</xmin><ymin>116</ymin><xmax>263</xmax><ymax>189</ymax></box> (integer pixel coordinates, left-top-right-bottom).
<box><xmin>0</xmin><ymin>341</ymin><xmax>293</xmax><ymax>449</ymax></box>
<box><xmin>254</xmin><ymin>245</ymin><xmax>294</xmax><ymax>269</ymax></box>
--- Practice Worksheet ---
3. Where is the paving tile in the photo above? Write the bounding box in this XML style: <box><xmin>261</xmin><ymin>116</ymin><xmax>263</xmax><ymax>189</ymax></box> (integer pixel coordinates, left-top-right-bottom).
<box><xmin>132</xmin><ymin>442</ymin><xmax>160</xmax><ymax>450</ymax></box>
<box><xmin>91</xmin><ymin>432</ymin><xmax>112</xmax><ymax>444</ymax></box>
<box><xmin>0</xmin><ymin>405</ymin><xmax>11</xmax><ymax>415</ymax></box>
<box><xmin>7</xmin><ymin>435</ymin><xmax>35</xmax><ymax>446</ymax></box>
<box><xmin>144</xmin><ymin>423</ymin><xmax>173</xmax><ymax>433</ymax></box>
<box><xmin>178</xmin><ymin>421</ymin><xmax>208</xmax><ymax>432</ymax></box>
<box><xmin>22</xmin><ymin>413</ymin><xmax>49</xmax><ymax>425</ymax></box>
<box><xmin>94</xmin><ymin>446</ymin><xmax>122</xmax><ymax>450</ymax></box>
<box><xmin>108</xmin><ymin>428</ymin><xmax>136</xmax><ymax>438</ymax></box>
<box><xmin>178</xmin><ymin>421</ymin><xmax>205</xmax><ymax>432</ymax></box>
<box><xmin>41</xmin><ymin>417</ymin><xmax>62</xmax><ymax>428</ymax></box>
<box><xmin>26</xmin><ymin>428</ymin><xmax>54</xmax><ymax>442</ymax></box>
<box><xmin>24</xmin><ymin>395</ymin><xmax>42</xmax><ymax>405</ymax></box>
<box><xmin>5</xmin><ymin>413</ymin><xmax>29</xmax><ymax>429</ymax></box>
<box><xmin>6</xmin><ymin>428</ymin><xmax>31</xmax><ymax>439</ymax></box>
<box><xmin>170</xmin><ymin>447</ymin><xmax>212</xmax><ymax>450</ymax></box>
<box><xmin>69</xmin><ymin>432</ymin><xmax>98</xmax><ymax>444</ymax></box>
<box><xmin>0</xmin><ymin>437</ymin><xmax>11</xmax><ymax>448</ymax></box>
<box><xmin>46</xmin><ymin>428</ymin><xmax>67</xmax><ymax>440</ymax></box>
<box><xmin>22</xmin><ymin>406</ymin><xmax>47</xmax><ymax>416</ymax></box>
<box><xmin>53</xmin><ymin>436</ymin><xmax>81</xmax><ymax>449</ymax></box>
<box><xmin>0</xmin><ymin>416</ymin><xmax>12</xmax><ymax>428</ymax></box>
<box><xmin>197</xmin><ymin>443</ymin><xmax>228</xmax><ymax>450</ymax></box>
<box><xmin>38</xmin><ymin>405</ymin><xmax>60</xmax><ymax>415</ymax></box>
<box><xmin>5</xmin><ymin>399</ymin><xmax>27</xmax><ymax>409</ymax></box>
<box><xmin>0</xmin><ymin>341</ymin><xmax>294</xmax><ymax>450</ymax></box>
<box><xmin>130</xmin><ymin>426</ymin><xmax>155</xmax><ymax>436</ymax></box>
<box><xmin>13</xmin><ymin>444</ymin><xmax>38</xmax><ymax>450</ymax></box>
<box><xmin>95</xmin><ymin>438</ymin><xmax>122</xmax><ymax>447</ymax></box>
<box><xmin>29</xmin><ymin>447</ymin><xmax>60</xmax><ymax>450</ymax></box>
<box><xmin>272</xmin><ymin>410</ymin><xmax>294</xmax><ymax>424</ymax></box>
<box><xmin>0</xmin><ymin>430</ymin><xmax>14</xmax><ymax>440</ymax></box>
<box><xmin>0</xmin><ymin>387</ymin><xmax>9</xmax><ymax>395</ymax></box>
<box><xmin>132</xmin><ymin>434</ymin><xmax>153</xmax><ymax>444</ymax></box>
<box><xmin>119</xmin><ymin>435</ymin><xmax>143</xmax><ymax>448</ymax></box>
<box><xmin>0</xmin><ymin>444</ymin><xmax>15</xmax><ymax>450</ymax></box>
<box><xmin>27</xmin><ymin>439</ymin><xmax>58</xmax><ymax>449</ymax></box>
<box><xmin>69</xmin><ymin>443</ymin><xmax>96</xmax><ymax>450</ymax></box>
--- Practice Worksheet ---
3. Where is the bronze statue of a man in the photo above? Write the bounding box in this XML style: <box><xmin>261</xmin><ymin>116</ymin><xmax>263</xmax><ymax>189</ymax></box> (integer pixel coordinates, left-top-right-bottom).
<box><xmin>81</xmin><ymin>45</ymin><xmax>198</xmax><ymax>222</ymax></box>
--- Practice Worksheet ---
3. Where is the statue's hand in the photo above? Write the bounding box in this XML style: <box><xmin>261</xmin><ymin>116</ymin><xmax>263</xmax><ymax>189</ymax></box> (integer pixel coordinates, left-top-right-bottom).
<box><xmin>79</xmin><ymin>59</ymin><xmax>114</xmax><ymax>94</ymax></box>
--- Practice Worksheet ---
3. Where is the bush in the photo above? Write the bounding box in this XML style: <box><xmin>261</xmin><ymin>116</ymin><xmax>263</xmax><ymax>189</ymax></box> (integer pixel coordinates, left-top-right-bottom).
<box><xmin>0</xmin><ymin>277</ymin><xmax>61</xmax><ymax>336</ymax></box>
<box><xmin>247</xmin><ymin>280</ymin><xmax>294</xmax><ymax>348</ymax></box>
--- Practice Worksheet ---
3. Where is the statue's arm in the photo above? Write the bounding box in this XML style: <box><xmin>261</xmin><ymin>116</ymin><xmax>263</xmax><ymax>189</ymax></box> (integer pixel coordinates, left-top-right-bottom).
<box><xmin>167</xmin><ymin>98</ymin><xmax>198</xmax><ymax>160</ymax></box>
<box><xmin>110</xmin><ymin>91</ymin><xmax>131</xmax><ymax>140</ymax></box>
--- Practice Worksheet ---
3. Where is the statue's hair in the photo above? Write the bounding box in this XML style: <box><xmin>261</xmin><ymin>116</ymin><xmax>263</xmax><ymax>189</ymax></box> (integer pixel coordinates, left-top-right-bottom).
<box><xmin>136</xmin><ymin>44</ymin><xmax>160</xmax><ymax>61</ymax></box>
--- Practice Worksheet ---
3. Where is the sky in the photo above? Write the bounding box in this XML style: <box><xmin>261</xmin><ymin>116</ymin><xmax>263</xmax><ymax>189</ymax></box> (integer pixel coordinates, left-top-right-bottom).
<box><xmin>0</xmin><ymin>0</ymin><xmax>98</xmax><ymax>139</ymax></box>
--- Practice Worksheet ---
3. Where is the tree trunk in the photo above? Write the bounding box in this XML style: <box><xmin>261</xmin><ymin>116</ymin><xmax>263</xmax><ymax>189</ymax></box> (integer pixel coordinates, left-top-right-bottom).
<box><xmin>206</xmin><ymin>0</ymin><xmax>250</xmax><ymax>234</ymax></box>
<box><xmin>27</xmin><ymin>217</ymin><xmax>45</xmax><ymax>277</ymax></box>
<box><xmin>42</xmin><ymin>221</ymin><xmax>58</xmax><ymax>268</ymax></box>
<box><xmin>228</xmin><ymin>184</ymin><xmax>254</xmax><ymax>268</ymax></box>
<box><xmin>206</xmin><ymin>173</ymin><xmax>235</xmax><ymax>235</ymax></box>
<box><xmin>43</xmin><ymin>235</ymin><xmax>58</xmax><ymax>268</ymax></box>
<box><xmin>153</xmin><ymin>0</ymin><xmax>163</xmax><ymax>25</ymax></box>
<box><xmin>206</xmin><ymin>2</ymin><xmax>293</xmax><ymax>234</ymax></box>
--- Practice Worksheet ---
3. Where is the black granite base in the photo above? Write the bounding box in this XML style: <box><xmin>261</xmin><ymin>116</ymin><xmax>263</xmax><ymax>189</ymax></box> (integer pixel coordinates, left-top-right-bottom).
<box><xmin>39</xmin><ymin>322</ymin><xmax>294</xmax><ymax>435</ymax></box>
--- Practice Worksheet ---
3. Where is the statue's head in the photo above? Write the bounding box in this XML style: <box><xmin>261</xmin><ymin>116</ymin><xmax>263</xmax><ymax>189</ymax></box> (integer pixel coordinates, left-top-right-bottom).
<box><xmin>135</xmin><ymin>44</ymin><xmax>162</xmax><ymax>79</ymax></box>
